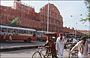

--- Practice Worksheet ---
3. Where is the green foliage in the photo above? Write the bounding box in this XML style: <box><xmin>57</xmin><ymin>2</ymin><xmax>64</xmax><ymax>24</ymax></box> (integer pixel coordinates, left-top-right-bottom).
<box><xmin>7</xmin><ymin>17</ymin><xmax>21</xmax><ymax>27</ymax></box>
<box><xmin>85</xmin><ymin>0</ymin><xmax>90</xmax><ymax>2</ymax></box>
<box><xmin>80</xmin><ymin>17</ymin><xmax>90</xmax><ymax>22</ymax></box>
<box><xmin>11</xmin><ymin>17</ymin><xmax>20</xmax><ymax>24</ymax></box>
<box><xmin>85</xmin><ymin>0</ymin><xmax>90</xmax><ymax>7</ymax></box>
<box><xmin>80</xmin><ymin>0</ymin><xmax>90</xmax><ymax>36</ymax></box>
<box><xmin>80</xmin><ymin>0</ymin><xmax>90</xmax><ymax>22</ymax></box>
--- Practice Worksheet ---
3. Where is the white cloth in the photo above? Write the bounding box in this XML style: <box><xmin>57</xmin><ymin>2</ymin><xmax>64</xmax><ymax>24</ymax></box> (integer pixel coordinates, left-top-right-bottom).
<box><xmin>73</xmin><ymin>38</ymin><xmax>77</xmax><ymax>43</ymax></box>
<box><xmin>56</xmin><ymin>37</ymin><xmax>64</xmax><ymax>58</ymax></box>
<box><xmin>71</xmin><ymin>41</ymin><xmax>88</xmax><ymax>58</ymax></box>
<box><xmin>9</xmin><ymin>36</ymin><xmax>12</xmax><ymax>40</ymax></box>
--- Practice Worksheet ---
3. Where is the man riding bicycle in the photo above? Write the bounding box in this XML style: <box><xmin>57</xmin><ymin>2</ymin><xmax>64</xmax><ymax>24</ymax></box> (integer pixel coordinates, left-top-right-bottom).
<box><xmin>44</xmin><ymin>36</ymin><xmax>58</xmax><ymax>58</ymax></box>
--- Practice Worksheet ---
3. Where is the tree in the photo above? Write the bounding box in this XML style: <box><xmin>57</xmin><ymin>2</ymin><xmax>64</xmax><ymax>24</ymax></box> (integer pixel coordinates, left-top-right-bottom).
<box><xmin>80</xmin><ymin>0</ymin><xmax>90</xmax><ymax>36</ymax></box>
<box><xmin>7</xmin><ymin>17</ymin><xmax>21</xmax><ymax>27</ymax></box>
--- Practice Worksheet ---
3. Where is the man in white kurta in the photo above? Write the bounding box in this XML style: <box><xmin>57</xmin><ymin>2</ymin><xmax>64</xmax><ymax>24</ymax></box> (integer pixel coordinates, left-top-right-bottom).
<box><xmin>56</xmin><ymin>34</ymin><xmax>64</xmax><ymax>58</ymax></box>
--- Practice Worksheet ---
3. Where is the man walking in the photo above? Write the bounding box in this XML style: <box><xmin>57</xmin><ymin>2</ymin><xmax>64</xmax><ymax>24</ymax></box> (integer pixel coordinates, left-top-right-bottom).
<box><xmin>56</xmin><ymin>34</ymin><xmax>65</xmax><ymax>58</ymax></box>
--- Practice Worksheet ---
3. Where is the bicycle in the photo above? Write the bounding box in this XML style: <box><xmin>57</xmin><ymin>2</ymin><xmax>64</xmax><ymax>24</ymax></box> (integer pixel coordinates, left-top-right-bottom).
<box><xmin>32</xmin><ymin>46</ymin><xmax>52</xmax><ymax>58</ymax></box>
<box><xmin>65</xmin><ymin>42</ymin><xmax>78</xmax><ymax>58</ymax></box>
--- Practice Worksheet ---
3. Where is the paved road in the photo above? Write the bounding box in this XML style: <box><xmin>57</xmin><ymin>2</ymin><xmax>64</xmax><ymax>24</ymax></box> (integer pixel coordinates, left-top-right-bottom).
<box><xmin>1</xmin><ymin>48</ymin><xmax>90</xmax><ymax>58</ymax></box>
<box><xmin>0</xmin><ymin>41</ymin><xmax>45</xmax><ymax>49</ymax></box>
<box><xmin>0</xmin><ymin>48</ymin><xmax>69</xmax><ymax>58</ymax></box>
<box><xmin>1</xmin><ymin>48</ymin><xmax>37</xmax><ymax>58</ymax></box>
<box><xmin>0</xmin><ymin>42</ymin><xmax>90</xmax><ymax>58</ymax></box>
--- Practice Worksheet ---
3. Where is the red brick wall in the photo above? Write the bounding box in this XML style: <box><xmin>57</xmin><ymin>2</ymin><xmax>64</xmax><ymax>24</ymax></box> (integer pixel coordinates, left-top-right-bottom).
<box><xmin>0</xmin><ymin>2</ymin><xmax>41</xmax><ymax>30</ymax></box>
<box><xmin>0</xmin><ymin>2</ymin><xmax>64</xmax><ymax>33</ymax></box>
<box><xmin>63</xmin><ymin>27</ymin><xmax>75</xmax><ymax>35</ymax></box>
<box><xmin>39</xmin><ymin>3</ymin><xmax>63</xmax><ymax>32</ymax></box>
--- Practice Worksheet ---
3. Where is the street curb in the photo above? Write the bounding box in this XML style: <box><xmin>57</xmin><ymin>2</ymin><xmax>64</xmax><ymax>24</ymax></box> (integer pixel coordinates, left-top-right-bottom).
<box><xmin>0</xmin><ymin>45</ymin><xmax>42</xmax><ymax>52</ymax></box>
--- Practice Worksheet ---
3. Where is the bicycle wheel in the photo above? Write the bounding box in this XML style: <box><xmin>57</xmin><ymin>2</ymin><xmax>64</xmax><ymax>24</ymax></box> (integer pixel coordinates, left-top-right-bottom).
<box><xmin>71</xmin><ymin>51</ymin><xmax>78</xmax><ymax>58</ymax></box>
<box><xmin>40</xmin><ymin>49</ymin><xmax>48</xmax><ymax>58</ymax></box>
<box><xmin>32</xmin><ymin>51</ymin><xmax>42</xmax><ymax>58</ymax></box>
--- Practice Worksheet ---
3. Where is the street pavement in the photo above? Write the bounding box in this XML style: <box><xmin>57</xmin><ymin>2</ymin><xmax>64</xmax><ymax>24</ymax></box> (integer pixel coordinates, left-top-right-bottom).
<box><xmin>0</xmin><ymin>48</ymin><xmax>70</xmax><ymax>58</ymax></box>
<box><xmin>0</xmin><ymin>41</ymin><xmax>90</xmax><ymax>58</ymax></box>
<box><xmin>1</xmin><ymin>48</ymin><xmax>37</xmax><ymax>58</ymax></box>
<box><xmin>1</xmin><ymin>48</ymin><xmax>90</xmax><ymax>58</ymax></box>
<box><xmin>0</xmin><ymin>41</ymin><xmax>45</xmax><ymax>49</ymax></box>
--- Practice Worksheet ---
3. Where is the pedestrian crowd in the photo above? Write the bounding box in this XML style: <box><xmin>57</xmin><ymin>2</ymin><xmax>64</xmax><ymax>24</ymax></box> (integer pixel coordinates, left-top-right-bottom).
<box><xmin>44</xmin><ymin>33</ymin><xmax>90</xmax><ymax>58</ymax></box>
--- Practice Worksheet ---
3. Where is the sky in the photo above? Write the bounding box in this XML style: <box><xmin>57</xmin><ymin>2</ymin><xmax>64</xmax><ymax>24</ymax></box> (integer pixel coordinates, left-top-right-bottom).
<box><xmin>0</xmin><ymin>0</ymin><xmax>89</xmax><ymax>30</ymax></box>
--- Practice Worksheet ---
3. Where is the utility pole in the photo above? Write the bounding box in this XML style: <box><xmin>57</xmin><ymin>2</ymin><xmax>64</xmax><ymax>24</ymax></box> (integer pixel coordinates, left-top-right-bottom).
<box><xmin>47</xmin><ymin>0</ymin><xmax>49</xmax><ymax>32</ymax></box>
<box><xmin>75</xmin><ymin>22</ymin><xmax>77</xmax><ymax>39</ymax></box>
<box><xmin>88</xmin><ymin>20</ymin><xmax>90</xmax><ymax>36</ymax></box>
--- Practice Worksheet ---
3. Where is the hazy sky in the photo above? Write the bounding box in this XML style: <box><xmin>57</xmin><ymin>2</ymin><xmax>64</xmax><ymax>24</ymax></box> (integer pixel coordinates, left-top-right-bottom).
<box><xmin>0</xmin><ymin>0</ymin><xmax>89</xmax><ymax>30</ymax></box>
